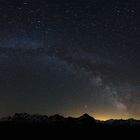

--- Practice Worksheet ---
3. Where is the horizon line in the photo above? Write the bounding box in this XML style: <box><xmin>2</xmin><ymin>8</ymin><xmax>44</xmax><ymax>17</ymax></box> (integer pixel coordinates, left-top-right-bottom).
<box><xmin>1</xmin><ymin>112</ymin><xmax>140</xmax><ymax>121</ymax></box>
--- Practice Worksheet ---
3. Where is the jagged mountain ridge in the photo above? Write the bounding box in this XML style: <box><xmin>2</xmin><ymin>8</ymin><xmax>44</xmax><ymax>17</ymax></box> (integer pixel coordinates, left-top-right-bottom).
<box><xmin>1</xmin><ymin>113</ymin><xmax>140</xmax><ymax>128</ymax></box>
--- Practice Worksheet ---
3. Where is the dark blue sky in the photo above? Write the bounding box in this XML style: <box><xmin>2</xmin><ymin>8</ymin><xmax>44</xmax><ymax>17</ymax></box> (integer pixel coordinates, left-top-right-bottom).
<box><xmin>0</xmin><ymin>0</ymin><xmax>140</xmax><ymax>120</ymax></box>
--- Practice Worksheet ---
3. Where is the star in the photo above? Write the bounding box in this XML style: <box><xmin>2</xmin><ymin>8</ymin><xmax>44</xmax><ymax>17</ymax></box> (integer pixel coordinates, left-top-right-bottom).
<box><xmin>84</xmin><ymin>105</ymin><xmax>88</xmax><ymax>109</ymax></box>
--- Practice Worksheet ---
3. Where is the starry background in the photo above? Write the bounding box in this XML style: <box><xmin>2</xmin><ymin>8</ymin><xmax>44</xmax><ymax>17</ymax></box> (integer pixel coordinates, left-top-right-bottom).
<box><xmin>0</xmin><ymin>0</ymin><xmax>140</xmax><ymax>120</ymax></box>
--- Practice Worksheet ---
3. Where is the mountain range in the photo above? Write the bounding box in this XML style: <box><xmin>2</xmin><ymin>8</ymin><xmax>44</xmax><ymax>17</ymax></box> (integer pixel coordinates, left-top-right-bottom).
<box><xmin>0</xmin><ymin>113</ymin><xmax>140</xmax><ymax>129</ymax></box>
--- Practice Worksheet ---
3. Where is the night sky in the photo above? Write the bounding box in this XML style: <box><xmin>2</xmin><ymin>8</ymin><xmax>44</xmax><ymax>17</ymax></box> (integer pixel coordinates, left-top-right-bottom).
<box><xmin>0</xmin><ymin>0</ymin><xmax>140</xmax><ymax>120</ymax></box>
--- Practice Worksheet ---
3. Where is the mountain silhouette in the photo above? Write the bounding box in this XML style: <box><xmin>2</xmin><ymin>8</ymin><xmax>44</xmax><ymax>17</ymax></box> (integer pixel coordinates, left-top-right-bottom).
<box><xmin>79</xmin><ymin>113</ymin><xmax>96</xmax><ymax>121</ymax></box>
<box><xmin>49</xmin><ymin>114</ymin><xmax>65</xmax><ymax>122</ymax></box>
<box><xmin>0</xmin><ymin>113</ymin><xmax>139</xmax><ymax>138</ymax></box>
<box><xmin>0</xmin><ymin>113</ymin><xmax>140</xmax><ymax>128</ymax></box>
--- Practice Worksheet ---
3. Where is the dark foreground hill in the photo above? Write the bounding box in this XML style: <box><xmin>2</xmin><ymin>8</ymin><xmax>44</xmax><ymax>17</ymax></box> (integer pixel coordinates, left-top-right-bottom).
<box><xmin>1</xmin><ymin>113</ymin><xmax>140</xmax><ymax>128</ymax></box>
<box><xmin>0</xmin><ymin>113</ymin><xmax>140</xmax><ymax>138</ymax></box>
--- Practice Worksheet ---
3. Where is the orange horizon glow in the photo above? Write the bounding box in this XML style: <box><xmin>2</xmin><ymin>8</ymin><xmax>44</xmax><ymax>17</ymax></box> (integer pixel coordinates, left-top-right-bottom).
<box><xmin>64</xmin><ymin>112</ymin><xmax>140</xmax><ymax>121</ymax></box>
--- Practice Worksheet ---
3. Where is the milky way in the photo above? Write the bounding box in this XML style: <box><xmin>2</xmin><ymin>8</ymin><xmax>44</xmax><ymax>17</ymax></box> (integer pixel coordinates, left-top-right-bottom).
<box><xmin>0</xmin><ymin>0</ymin><xmax>140</xmax><ymax>120</ymax></box>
